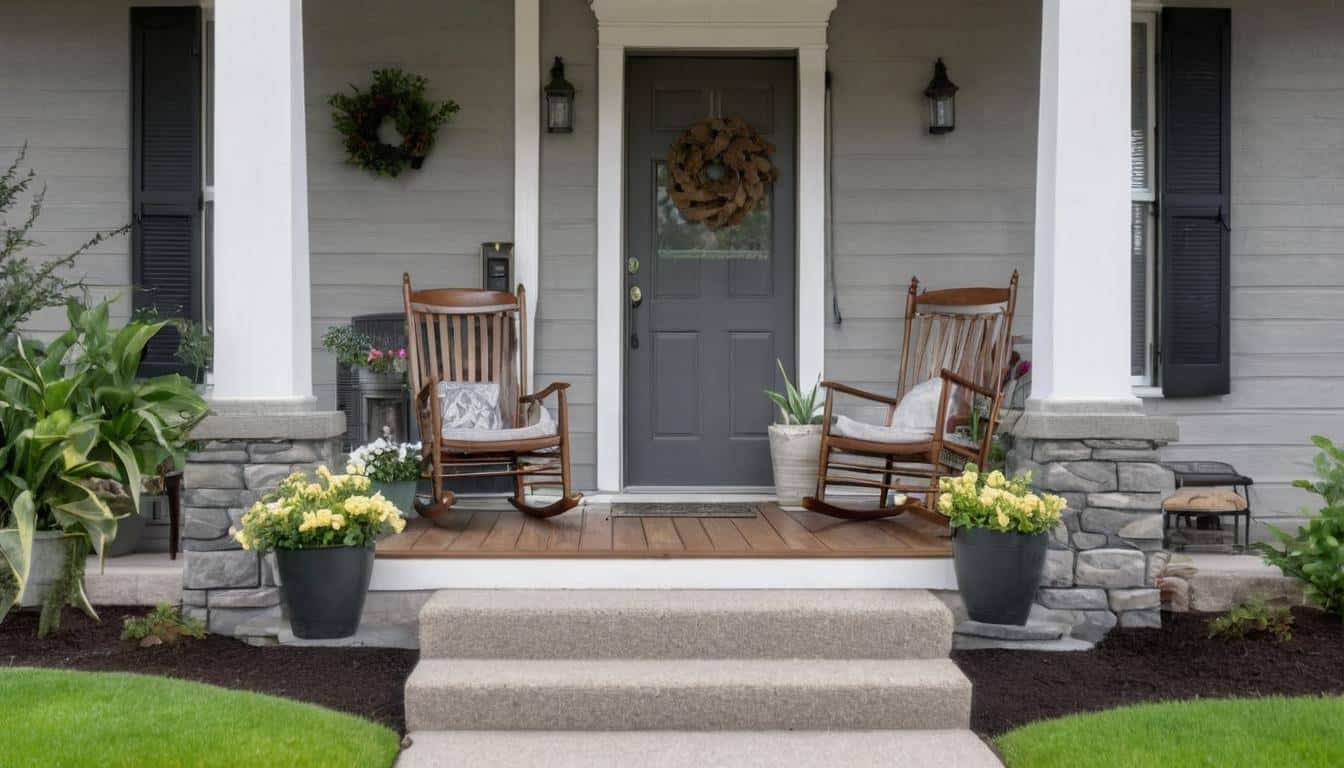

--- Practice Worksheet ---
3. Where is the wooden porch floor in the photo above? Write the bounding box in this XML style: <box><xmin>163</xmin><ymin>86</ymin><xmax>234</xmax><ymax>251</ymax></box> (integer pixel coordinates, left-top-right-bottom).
<box><xmin>376</xmin><ymin>503</ymin><xmax>951</xmax><ymax>559</ymax></box>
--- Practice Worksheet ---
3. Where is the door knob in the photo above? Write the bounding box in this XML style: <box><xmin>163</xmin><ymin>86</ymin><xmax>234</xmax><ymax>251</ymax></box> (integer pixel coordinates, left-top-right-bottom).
<box><xmin>629</xmin><ymin>285</ymin><xmax>643</xmax><ymax>307</ymax></box>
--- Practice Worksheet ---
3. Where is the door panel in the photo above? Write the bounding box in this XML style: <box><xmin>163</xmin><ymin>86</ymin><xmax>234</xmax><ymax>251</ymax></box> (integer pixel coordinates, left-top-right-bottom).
<box><xmin>625</xmin><ymin>57</ymin><xmax>797</xmax><ymax>487</ymax></box>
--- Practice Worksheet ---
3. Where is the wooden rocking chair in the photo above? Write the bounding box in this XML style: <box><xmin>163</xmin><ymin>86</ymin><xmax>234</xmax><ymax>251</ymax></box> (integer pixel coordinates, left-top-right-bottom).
<box><xmin>802</xmin><ymin>272</ymin><xmax>1019</xmax><ymax>523</ymax></box>
<box><xmin>403</xmin><ymin>274</ymin><xmax>582</xmax><ymax>521</ymax></box>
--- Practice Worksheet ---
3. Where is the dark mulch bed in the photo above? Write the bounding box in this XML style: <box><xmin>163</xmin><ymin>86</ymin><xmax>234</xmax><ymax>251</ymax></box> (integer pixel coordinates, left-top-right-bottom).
<box><xmin>954</xmin><ymin>607</ymin><xmax>1344</xmax><ymax>737</ymax></box>
<box><xmin>0</xmin><ymin>606</ymin><xmax>418</xmax><ymax>733</ymax></box>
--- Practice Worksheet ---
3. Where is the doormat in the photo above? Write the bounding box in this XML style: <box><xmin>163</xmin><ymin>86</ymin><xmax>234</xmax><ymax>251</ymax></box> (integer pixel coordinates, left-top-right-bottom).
<box><xmin>609</xmin><ymin>503</ymin><xmax>759</xmax><ymax>518</ymax></box>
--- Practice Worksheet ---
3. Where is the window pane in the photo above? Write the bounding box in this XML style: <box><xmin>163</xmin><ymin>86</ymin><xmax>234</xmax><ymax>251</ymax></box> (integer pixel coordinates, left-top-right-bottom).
<box><xmin>656</xmin><ymin>162</ymin><xmax>771</xmax><ymax>261</ymax></box>
<box><xmin>1131</xmin><ymin>202</ymin><xmax>1150</xmax><ymax>376</ymax></box>
<box><xmin>1131</xmin><ymin>22</ymin><xmax>1149</xmax><ymax>191</ymax></box>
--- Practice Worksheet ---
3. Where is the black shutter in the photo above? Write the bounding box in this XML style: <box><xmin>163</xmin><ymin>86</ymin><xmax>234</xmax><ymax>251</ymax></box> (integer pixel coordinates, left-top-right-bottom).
<box><xmin>131</xmin><ymin>7</ymin><xmax>202</xmax><ymax>378</ymax></box>
<box><xmin>1160</xmin><ymin>8</ymin><xmax>1231</xmax><ymax>397</ymax></box>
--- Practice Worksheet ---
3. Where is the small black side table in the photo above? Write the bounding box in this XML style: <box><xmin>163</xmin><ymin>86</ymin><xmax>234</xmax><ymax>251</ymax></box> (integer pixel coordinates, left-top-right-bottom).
<box><xmin>1162</xmin><ymin>461</ymin><xmax>1254</xmax><ymax>551</ymax></box>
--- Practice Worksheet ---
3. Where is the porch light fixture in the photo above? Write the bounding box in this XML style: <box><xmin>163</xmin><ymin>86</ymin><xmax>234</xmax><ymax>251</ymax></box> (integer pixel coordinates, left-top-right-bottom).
<box><xmin>924</xmin><ymin>58</ymin><xmax>958</xmax><ymax>135</ymax></box>
<box><xmin>544</xmin><ymin>56</ymin><xmax>575</xmax><ymax>133</ymax></box>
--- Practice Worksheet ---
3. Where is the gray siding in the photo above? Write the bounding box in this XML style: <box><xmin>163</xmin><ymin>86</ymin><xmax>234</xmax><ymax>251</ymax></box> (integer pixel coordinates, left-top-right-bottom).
<box><xmin>0</xmin><ymin>0</ymin><xmax>138</xmax><ymax>336</ymax></box>
<box><xmin>825</xmin><ymin>0</ymin><xmax>1040</xmax><ymax>426</ymax></box>
<box><xmin>538</xmin><ymin>0</ymin><xmax>599</xmax><ymax>490</ymax></box>
<box><xmin>305</xmin><ymin>0</ymin><xmax>514</xmax><ymax>412</ymax></box>
<box><xmin>1142</xmin><ymin>0</ymin><xmax>1344</xmax><ymax>535</ymax></box>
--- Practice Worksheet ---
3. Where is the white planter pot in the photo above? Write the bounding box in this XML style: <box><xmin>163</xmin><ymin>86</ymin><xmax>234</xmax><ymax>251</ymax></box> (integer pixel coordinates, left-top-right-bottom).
<box><xmin>768</xmin><ymin>424</ymin><xmax>823</xmax><ymax>507</ymax></box>
<box><xmin>17</xmin><ymin>531</ymin><xmax>76</xmax><ymax>608</ymax></box>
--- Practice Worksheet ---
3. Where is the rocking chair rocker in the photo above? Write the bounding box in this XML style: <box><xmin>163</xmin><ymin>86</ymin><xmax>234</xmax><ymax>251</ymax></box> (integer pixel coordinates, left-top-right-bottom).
<box><xmin>802</xmin><ymin>272</ymin><xmax>1019</xmax><ymax>523</ymax></box>
<box><xmin>403</xmin><ymin>274</ymin><xmax>582</xmax><ymax>521</ymax></box>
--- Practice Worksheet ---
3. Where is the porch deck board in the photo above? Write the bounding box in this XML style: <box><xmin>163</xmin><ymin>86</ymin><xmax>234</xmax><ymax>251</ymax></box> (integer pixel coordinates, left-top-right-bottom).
<box><xmin>378</xmin><ymin>504</ymin><xmax>951</xmax><ymax>559</ymax></box>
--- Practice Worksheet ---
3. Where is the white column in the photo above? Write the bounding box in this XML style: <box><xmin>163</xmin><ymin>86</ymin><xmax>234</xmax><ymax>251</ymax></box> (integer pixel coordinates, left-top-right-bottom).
<box><xmin>211</xmin><ymin>0</ymin><xmax>314</xmax><ymax>411</ymax></box>
<box><xmin>594</xmin><ymin>41</ymin><xmax>625</xmax><ymax>492</ymax></box>
<box><xmin>514</xmin><ymin>0</ymin><xmax>540</xmax><ymax>393</ymax></box>
<box><xmin>797</xmin><ymin>44</ymin><xmax>827</xmax><ymax>389</ymax></box>
<box><xmin>1030</xmin><ymin>0</ymin><xmax>1137</xmax><ymax>407</ymax></box>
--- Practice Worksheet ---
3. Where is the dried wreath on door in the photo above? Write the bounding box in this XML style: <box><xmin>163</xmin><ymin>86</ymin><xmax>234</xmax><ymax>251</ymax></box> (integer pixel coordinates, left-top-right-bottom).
<box><xmin>329</xmin><ymin>68</ymin><xmax>459</xmax><ymax>178</ymax></box>
<box><xmin>665</xmin><ymin>117</ymin><xmax>778</xmax><ymax>230</ymax></box>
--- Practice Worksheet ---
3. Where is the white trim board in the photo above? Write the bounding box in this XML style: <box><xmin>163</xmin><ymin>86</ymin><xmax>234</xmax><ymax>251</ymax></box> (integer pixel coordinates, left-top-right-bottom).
<box><xmin>591</xmin><ymin>0</ymin><xmax>838</xmax><ymax>491</ymax></box>
<box><xmin>514</xmin><ymin>0</ymin><xmax>541</xmax><ymax>392</ymax></box>
<box><xmin>371</xmin><ymin>556</ymin><xmax>956</xmax><ymax>591</ymax></box>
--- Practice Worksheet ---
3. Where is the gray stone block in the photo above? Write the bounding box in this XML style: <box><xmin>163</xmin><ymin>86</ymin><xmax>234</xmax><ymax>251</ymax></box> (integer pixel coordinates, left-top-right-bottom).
<box><xmin>182</xmin><ymin>507</ymin><xmax>231</xmax><ymax>540</ymax></box>
<box><xmin>261</xmin><ymin>553</ymin><xmax>281</xmax><ymax>587</ymax></box>
<box><xmin>249</xmin><ymin>441</ymin><xmax>324</xmax><ymax>464</ymax></box>
<box><xmin>1037</xmin><ymin>588</ymin><xmax>1108</xmax><ymax>610</ymax></box>
<box><xmin>183</xmin><ymin>549</ymin><xmax>258</xmax><ymax>590</ymax></box>
<box><xmin>182</xmin><ymin>534</ymin><xmax>241</xmax><ymax>553</ymax></box>
<box><xmin>208</xmin><ymin>586</ymin><xmax>281</xmax><ymax>609</ymax></box>
<box><xmin>1108</xmin><ymin>588</ymin><xmax>1160</xmax><ymax>612</ymax></box>
<box><xmin>1032</xmin><ymin>441</ymin><xmax>1092</xmax><ymax>462</ymax></box>
<box><xmin>1080</xmin><ymin>508</ymin><xmax>1151</xmax><ymax>537</ymax></box>
<box><xmin>208</xmin><ymin>605</ymin><xmax>282</xmax><ymax>635</ymax></box>
<box><xmin>1086</xmin><ymin>492</ymin><xmax>1164</xmax><ymax>511</ymax></box>
<box><xmin>187</xmin><ymin>450</ymin><xmax>250</xmax><ymax>464</ymax></box>
<box><xmin>1072</xmin><ymin>610</ymin><xmax>1118</xmax><ymax>642</ymax></box>
<box><xmin>1119</xmin><ymin>608</ymin><xmax>1162</xmax><ymax>629</ymax></box>
<box><xmin>1049</xmin><ymin>524</ymin><xmax>1070</xmax><ymax>549</ymax></box>
<box><xmin>956</xmin><ymin>619</ymin><xmax>1066</xmax><ymax>641</ymax></box>
<box><xmin>1071</xmin><ymin>531</ymin><xmax>1108</xmax><ymax>550</ymax></box>
<box><xmin>1083</xmin><ymin>439</ymin><xmax>1153</xmax><ymax>450</ymax></box>
<box><xmin>183</xmin><ymin>488</ymin><xmax>259</xmax><ymax>508</ymax></box>
<box><xmin>182</xmin><ymin>589</ymin><xmax>208</xmax><ymax>607</ymax></box>
<box><xmin>183</xmin><ymin>462</ymin><xmax>244</xmax><ymax>490</ymax></box>
<box><xmin>1075</xmin><ymin>549</ymin><xmax>1146</xmax><ymax>589</ymax></box>
<box><xmin>1092</xmin><ymin>448</ymin><xmax>1160</xmax><ymax>462</ymax></box>
<box><xmin>1117</xmin><ymin>463</ymin><xmax>1175</xmax><ymax>494</ymax></box>
<box><xmin>1041</xmin><ymin>549</ymin><xmax>1074</xmax><ymax>587</ymax></box>
<box><xmin>183</xmin><ymin>606</ymin><xmax>209</xmax><ymax>624</ymax></box>
<box><xmin>1060</xmin><ymin>507</ymin><xmax>1082</xmax><ymax>533</ymax></box>
<box><xmin>1117</xmin><ymin>514</ymin><xmax>1164</xmax><ymax>542</ymax></box>
<box><xmin>1039</xmin><ymin>462</ymin><xmax>1117</xmax><ymax>492</ymax></box>
<box><xmin>244</xmin><ymin>463</ymin><xmax>294</xmax><ymax>490</ymax></box>
<box><xmin>1146</xmin><ymin>551</ymin><xmax>1172</xmax><ymax>584</ymax></box>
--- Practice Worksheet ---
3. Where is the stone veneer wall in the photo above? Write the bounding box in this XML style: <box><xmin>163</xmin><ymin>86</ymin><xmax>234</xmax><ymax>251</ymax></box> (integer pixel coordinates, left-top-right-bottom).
<box><xmin>181</xmin><ymin>414</ymin><xmax>345</xmax><ymax>634</ymax></box>
<box><xmin>1004</xmin><ymin>409</ymin><xmax>1179</xmax><ymax>642</ymax></box>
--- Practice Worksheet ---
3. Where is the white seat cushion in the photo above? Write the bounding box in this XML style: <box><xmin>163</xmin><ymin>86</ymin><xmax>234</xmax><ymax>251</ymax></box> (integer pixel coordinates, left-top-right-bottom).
<box><xmin>830</xmin><ymin>378</ymin><xmax>944</xmax><ymax>444</ymax></box>
<box><xmin>441</xmin><ymin>404</ymin><xmax>557</xmax><ymax>442</ymax></box>
<box><xmin>831</xmin><ymin>416</ymin><xmax>931</xmax><ymax>444</ymax></box>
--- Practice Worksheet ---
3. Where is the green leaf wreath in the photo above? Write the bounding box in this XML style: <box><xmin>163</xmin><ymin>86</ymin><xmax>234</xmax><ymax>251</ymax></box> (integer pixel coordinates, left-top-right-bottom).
<box><xmin>328</xmin><ymin>68</ymin><xmax>459</xmax><ymax>178</ymax></box>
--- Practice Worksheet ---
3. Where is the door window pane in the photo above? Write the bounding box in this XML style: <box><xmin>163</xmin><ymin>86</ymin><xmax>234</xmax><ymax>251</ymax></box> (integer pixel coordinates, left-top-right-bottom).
<box><xmin>656</xmin><ymin>162</ymin><xmax>771</xmax><ymax>261</ymax></box>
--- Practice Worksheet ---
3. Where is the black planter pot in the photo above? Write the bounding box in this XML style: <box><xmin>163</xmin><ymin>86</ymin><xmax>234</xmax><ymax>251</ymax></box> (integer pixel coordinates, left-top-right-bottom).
<box><xmin>952</xmin><ymin>526</ymin><xmax>1049</xmax><ymax>626</ymax></box>
<box><xmin>275</xmin><ymin>545</ymin><xmax>375</xmax><ymax>639</ymax></box>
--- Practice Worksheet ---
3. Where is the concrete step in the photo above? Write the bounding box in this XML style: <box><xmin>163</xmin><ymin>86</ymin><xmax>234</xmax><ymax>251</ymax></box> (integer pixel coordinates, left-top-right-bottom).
<box><xmin>417</xmin><ymin>589</ymin><xmax>953</xmax><ymax>659</ymax></box>
<box><xmin>396</xmin><ymin>730</ymin><xmax>1002</xmax><ymax>767</ymax></box>
<box><xmin>404</xmin><ymin>657</ymin><xmax>972</xmax><ymax>731</ymax></box>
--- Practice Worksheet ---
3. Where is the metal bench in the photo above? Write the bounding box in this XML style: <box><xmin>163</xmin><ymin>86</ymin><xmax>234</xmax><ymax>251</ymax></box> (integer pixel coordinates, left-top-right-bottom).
<box><xmin>1161</xmin><ymin>461</ymin><xmax>1254</xmax><ymax>551</ymax></box>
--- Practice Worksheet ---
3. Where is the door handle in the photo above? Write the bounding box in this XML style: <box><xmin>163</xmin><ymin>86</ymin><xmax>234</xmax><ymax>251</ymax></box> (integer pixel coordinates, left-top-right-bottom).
<box><xmin>629</xmin><ymin>285</ymin><xmax>643</xmax><ymax>349</ymax></box>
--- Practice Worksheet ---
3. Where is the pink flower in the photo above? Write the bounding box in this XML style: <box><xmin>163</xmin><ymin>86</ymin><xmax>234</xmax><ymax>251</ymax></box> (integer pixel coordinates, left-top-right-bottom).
<box><xmin>367</xmin><ymin>348</ymin><xmax>384</xmax><ymax>361</ymax></box>
<box><xmin>1015</xmin><ymin>360</ymin><xmax>1031</xmax><ymax>379</ymax></box>
<box><xmin>397</xmin><ymin>348</ymin><xmax>407</xmax><ymax>359</ymax></box>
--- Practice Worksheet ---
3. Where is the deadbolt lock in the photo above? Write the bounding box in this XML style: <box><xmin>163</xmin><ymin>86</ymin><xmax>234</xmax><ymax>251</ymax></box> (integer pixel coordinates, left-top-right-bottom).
<box><xmin>627</xmin><ymin>256</ymin><xmax>640</xmax><ymax>274</ymax></box>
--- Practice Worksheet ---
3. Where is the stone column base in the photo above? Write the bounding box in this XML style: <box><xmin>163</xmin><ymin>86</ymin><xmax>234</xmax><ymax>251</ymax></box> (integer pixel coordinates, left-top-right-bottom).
<box><xmin>181</xmin><ymin>411</ymin><xmax>345</xmax><ymax>634</ymax></box>
<box><xmin>1003</xmin><ymin>402</ymin><xmax>1179</xmax><ymax>642</ymax></box>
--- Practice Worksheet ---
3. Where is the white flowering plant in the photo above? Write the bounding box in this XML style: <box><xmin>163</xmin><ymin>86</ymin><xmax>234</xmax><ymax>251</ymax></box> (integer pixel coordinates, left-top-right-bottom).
<box><xmin>937</xmin><ymin>464</ymin><xmax>1066</xmax><ymax>535</ymax></box>
<box><xmin>231</xmin><ymin>466</ymin><xmax>406</xmax><ymax>552</ymax></box>
<box><xmin>346</xmin><ymin>438</ymin><xmax>422</xmax><ymax>483</ymax></box>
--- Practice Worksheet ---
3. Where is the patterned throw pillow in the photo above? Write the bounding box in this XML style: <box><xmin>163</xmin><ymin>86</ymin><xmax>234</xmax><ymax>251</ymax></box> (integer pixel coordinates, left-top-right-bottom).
<box><xmin>437</xmin><ymin>381</ymin><xmax>503</xmax><ymax>431</ymax></box>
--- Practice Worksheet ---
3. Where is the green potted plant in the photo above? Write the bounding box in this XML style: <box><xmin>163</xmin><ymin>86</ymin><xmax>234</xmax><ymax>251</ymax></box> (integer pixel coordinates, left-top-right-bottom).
<box><xmin>1257</xmin><ymin>435</ymin><xmax>1344</xmax><ymax>619</ymax></box>
<box><xmin>232</xmin><ymin>466</ymin><xmax>406</xmax><ymax>639</ymax></box>
<box><xmin>937</xmin><ymin>465</ymin><xmax>1067</xmax><ymax>625</ymax></box>
<box><xmin>346</xmin><ymin>438</ymin><xmax>422</xmax><ymax>516</ymax></box>
<box><xmin>763</xmin><ymin>360</ymin><xmax>823</xmax><ymax>507</ymax></box>
<box><xmin>0</xmin><ymin>300</ymin><xmax>207</xmax><ymax>635</ymax></box>
<box><xmin>321</xmin><ymin>325</ymin><xmax>407</xmax><ymax>388</ymax></box>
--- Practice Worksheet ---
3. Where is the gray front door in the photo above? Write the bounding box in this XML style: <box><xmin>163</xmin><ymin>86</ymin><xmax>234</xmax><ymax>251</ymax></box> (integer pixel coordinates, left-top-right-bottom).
<box><xmin>625</xmin><ymin>57</ymin><xmax>797</xmax><ymax>487</ymax></box>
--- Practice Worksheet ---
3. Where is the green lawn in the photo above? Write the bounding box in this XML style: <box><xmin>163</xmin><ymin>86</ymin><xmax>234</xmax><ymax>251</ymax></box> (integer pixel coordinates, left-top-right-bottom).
<box><xmin>0</xmin><ymin>668</ymin><xmax>400</xmax><ymax>768</ymax></box>
<box><xmin>997</xmin><ymin>696</ymin><xmax>1344</xmax><ymax>768</ymax></box>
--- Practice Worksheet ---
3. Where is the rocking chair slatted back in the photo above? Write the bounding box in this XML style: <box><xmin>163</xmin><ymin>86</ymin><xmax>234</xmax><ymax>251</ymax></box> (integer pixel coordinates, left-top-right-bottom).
<box><xmin>897</xmin><ymin>274</ymin><xmax>1019</xmax><ymax>406</ymax></box>
<box><xmin>402</xmin><ymin>277</ymin><xmax>528</xmax><ymax>429</ymax></box>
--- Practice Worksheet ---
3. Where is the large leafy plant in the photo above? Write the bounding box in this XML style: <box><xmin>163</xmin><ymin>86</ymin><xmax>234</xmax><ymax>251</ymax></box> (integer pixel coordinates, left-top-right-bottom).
<box><xmin>1258</xmin><ymin>435</ymin><xmax>1344</xmax><ymax>618</ymax></box>
<box><xmin>764</xmin><ymin>359</ymin><xmax>822</xmax><ymax>425</ymax></box>
<box><xmin>0</xmin><ymin>300</ymin><xmax>208</xmax><ymax>634</ymax></box>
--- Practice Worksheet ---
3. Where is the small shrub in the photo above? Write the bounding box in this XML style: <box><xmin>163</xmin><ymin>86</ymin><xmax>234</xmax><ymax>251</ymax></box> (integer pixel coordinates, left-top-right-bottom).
<box><xmin>1257</xmin><ymin>435</ymin><xmax>1344</xmax><ymax>618</ymax></box>
<box><xmin>1208</xmin><ymin>600</ymin><xmax>1294</xmax><ymax>642</ymax></box>
<box><xmin>121</xmin><ymin>603</ymin><xmax>206</xmax><ymax>647</ymax></box>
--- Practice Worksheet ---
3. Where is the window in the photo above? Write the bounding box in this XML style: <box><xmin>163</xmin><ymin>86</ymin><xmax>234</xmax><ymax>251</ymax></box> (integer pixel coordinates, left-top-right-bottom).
<box><xmin>1130</xmin><ymin>12</ymin><xmax>1158</xmax><ymax>385</ymax></box>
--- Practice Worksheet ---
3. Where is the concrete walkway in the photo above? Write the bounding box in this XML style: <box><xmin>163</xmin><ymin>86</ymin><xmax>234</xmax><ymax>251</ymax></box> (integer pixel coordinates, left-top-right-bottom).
<box><xmin>84</xmin><ymin>554</ymin><xmax>181</xmax><ymax>606</ymax></box>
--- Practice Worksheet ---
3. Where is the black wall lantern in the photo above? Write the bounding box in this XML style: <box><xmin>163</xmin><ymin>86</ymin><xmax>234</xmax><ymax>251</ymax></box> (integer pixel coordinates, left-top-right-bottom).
<box><xmin>924</xmin><ymin>58</ymin><xmax>958</xmax><ymax>135</ymax></box>
<box><xmin>544</xmin><ymin>56</ymin><xmax>575</xmax><ymax>133</ymax></box>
